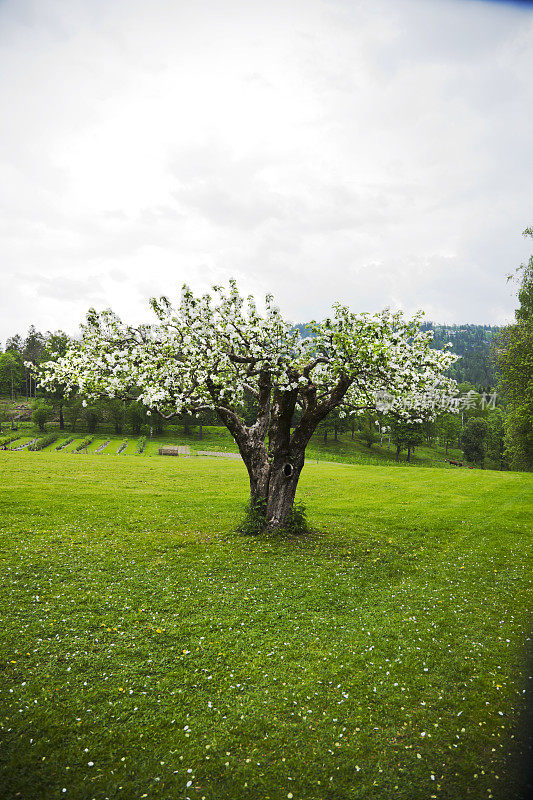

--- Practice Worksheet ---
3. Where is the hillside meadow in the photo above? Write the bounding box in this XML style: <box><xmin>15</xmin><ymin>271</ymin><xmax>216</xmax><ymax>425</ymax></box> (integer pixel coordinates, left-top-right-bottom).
<box><xmin>0</xmin><ymin>452</ymin><xmax>531</xmax><ymax>800</ymax></box>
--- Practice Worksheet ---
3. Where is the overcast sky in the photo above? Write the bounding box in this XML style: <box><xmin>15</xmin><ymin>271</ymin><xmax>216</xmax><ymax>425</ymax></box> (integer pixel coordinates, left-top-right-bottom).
<box><xmin>1</xmin><ymin>0</ymin><xmax>532</xmax><ymax>344</ymax></box>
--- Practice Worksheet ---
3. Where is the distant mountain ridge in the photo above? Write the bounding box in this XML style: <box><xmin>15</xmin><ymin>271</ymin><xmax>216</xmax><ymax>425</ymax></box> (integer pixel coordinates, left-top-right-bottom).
<box><xmin>293</xmin><ymin>322</ymin><xmax>501</xmax><ymax>388</ymax></box>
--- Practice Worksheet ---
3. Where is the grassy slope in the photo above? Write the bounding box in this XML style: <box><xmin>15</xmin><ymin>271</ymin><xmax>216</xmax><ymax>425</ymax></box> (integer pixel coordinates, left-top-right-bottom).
<box><xmin>0</xmin><ymin>454</ymin><xmax>531</xmax><ymax>800</ymax></box>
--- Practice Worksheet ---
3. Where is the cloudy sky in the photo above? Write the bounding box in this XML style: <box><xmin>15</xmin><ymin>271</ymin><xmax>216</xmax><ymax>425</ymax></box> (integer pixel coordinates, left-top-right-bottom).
<box><xmin>1</xmin><ymin>0</ymin><xmax>532</xmax><ymax>344</ymax></box>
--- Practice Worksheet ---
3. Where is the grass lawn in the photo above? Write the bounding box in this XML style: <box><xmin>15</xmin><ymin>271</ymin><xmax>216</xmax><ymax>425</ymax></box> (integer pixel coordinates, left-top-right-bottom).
<box><xmin>144</xmin><ymin>439</ymin><xmax>164</xmax><ymax>458</ymax></box>
<box><xmin>7</xmin><ymin>436</ymin><xmax>35</xmax><ymax>450</ymax></box>
<box><xmin>0</xmin><ymin>453</ymin><xmax>531</xmax><ymax>800</ymax></box>
<box><xmin>118</xmin><ymin>439</ymin><xmax>138</xmax><ymax>456</ymax></box>
<box><xmin>58</xmin><ymin>438</ymin><xmax>84</xmax><ymax>454</ymax></box>
<box><xmin>85</xmin><ymin>439</ymin><xmax>108</xmax><ymax>455</ymax></box>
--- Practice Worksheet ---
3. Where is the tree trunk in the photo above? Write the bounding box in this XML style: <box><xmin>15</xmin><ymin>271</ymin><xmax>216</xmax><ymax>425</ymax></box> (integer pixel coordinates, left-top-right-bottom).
<box><xmin>407</xmin><ymin>446</ymin><xmax>411</xmax><ymax>462</ymax></box>
<box><xmin>216</xmin><ymin>372</ymin><xmax>353</xmax><ymax>533</ymax></box>
<box><xmin>244</xmin><ymin>448</ymin><xmax>305</xmax><ymax>531</ymax></box>
<box><xmin>323</xmin><ymin>430</ymin><xmax>327</xmax><ymax>443</ymax></box>
<box><xmin>263</xmin><ymin>451</ymin><xmax>305</xmax><ymax>529</ymax></box>
<box><xmin>199</xmin><ymin>423</ymin><xmax>203</xmax><ymax>440</ymax></box>
<box><xmin>395</xmin><ymin>445</ymin><xmax>401</xmax><ymax>462</ymax></box>
<box><xmin>334</xmin><ymin>426</ymin><xmax>338</xmax><ymax>441</ymax></box>
<box><xmin>59</xmin><ymin>404</ymin><xmax>64</xmax><ymax>431</ymax></box>
<box><xmin>236</xmin><ymin>415</ymin><xmax>307</xmax><ymax>531</ymax></box>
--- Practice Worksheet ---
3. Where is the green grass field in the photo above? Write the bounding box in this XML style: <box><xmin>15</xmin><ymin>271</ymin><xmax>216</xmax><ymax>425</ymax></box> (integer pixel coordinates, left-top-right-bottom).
<box><xmin>0</xmin><ymin>453</ymin><xmax>531</xmax><ymax>800</ymax></box>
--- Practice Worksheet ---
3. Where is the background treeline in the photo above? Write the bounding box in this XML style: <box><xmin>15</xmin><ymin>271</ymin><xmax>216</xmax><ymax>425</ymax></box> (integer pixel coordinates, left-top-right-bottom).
<box><xmin>23</xmin><ymin>395</ymin><xmax>218</xmax><ymax>439</ymax></box>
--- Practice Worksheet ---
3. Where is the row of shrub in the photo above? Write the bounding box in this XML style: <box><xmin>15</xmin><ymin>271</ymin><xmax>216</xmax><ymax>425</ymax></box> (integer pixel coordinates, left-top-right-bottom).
<box><xmin>29</xmin><ymin>433</ymin><xmax>58</xmax><ymax>451</ymax></box>
<box><xmin>117</xmin><ymin>439</ymin><xmax>128</xmax><ymax>454</ymax></box>
<box><xmin>136</xmin><ymin>436</ymin><xmax>147</xmax><ymax>454</ymax></box>
<box><xmin>0</xmin><ymin>432</ymin><xmax>20</xmax><ymax>447</ymax></box>
<box><xmin>56</xmin><ymin>436</ymin><xmax>75</xmax><ymax>451</ymax></box>
<box><xmin>73</xmin><ymin>437</ymin><xmax>94</xmax><ymax>453</ymax></box>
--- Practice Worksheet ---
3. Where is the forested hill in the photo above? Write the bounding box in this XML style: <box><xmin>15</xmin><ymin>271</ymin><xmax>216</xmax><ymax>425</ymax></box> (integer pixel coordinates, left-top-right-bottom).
<box><xmin>421</xmin><ymin>323</ymin><xmax>501</xmax><ymax>386</ymax></box>
<box><xmin>293</xmin><ymin>322</ymin><xmax>501</xmax><ymax>388</ymax></box>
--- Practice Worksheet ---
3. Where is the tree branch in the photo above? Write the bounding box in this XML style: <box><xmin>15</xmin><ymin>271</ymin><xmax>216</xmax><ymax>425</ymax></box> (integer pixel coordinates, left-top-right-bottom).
<box><xmin>290</xmin><ymin>374</ymin><xmax>353</xmax><ymax>451</ymax></box>
<box><xmin>302</xmin><ymin>356</ymin><xmax>329</xmax><ymax>377</ymax></box>
<box><xmin>243</xmin><ymin>383</ymin><xmax>260</xmax><ymax>399</ymax></box>
<box><xmin>228</xmin><ymin>352</ymin><xmax>256</xmax><ymax>365</ymax></box>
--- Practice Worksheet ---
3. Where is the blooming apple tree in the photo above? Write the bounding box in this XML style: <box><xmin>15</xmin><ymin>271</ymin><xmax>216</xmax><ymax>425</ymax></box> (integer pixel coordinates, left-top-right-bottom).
<box><xmin>36</xmin><ymin>281</ymin><xmax>458</xmax><ymax>529</ymax></box>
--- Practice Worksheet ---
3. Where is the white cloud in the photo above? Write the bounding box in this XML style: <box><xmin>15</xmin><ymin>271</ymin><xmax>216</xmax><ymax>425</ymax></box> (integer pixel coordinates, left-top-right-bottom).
<box><xmin>0</xmin><ymin>0</ymin><xmax>532</xmax><ymax>344</ymax></box>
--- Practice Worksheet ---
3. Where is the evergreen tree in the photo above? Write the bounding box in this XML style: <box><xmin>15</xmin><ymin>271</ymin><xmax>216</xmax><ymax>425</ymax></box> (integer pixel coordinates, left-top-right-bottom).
<box><xmin>83</xmin><ymin>404</ymin><xmax>100</xmax><ymax>433</ymax></box>
<box><xmin>462</xmin><ymin>417</ymin><xmax>489</xmax><ymax>468</ymax></box>
<box><xmin>496</xmin><ymin>227</ymin><xmax>533</xmax><ymax>470</ymax></box>
<box><xmin>104</xmin><ymin>398</ymin><xmax>126</xmax><ymax>434</ymax></box>
<box><xmin>23</xmin><ymin>326</ymin><xmax>45</xmax><ymax>397</ymax></box>
<box><xmin>126</xmin><ymin>402</ymin><xmax>147</xmax><ymax>435</ymax></box>
<box><xmin>486</xmin><ymin>408</ymin><xmax>506</xmax><ymax>470</ymax></box>
<box><xmin>64</xmin><ymin>398</ymin><xmax>84</xmax><ymax>432</ymax></box>
<box><xmin>5</xmin><ymin>334</ymin><xmax>23</xmax><ymax>354</ymax></box>
<box><xmin>0</xmin><ymin>351</ymin><xmax>23</xmax><ymax>400</ymax></box>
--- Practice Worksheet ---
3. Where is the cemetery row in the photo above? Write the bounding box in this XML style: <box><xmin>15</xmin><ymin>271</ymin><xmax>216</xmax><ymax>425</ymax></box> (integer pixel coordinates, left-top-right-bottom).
<box><xmin>0</xmin><ymin>432</ymin><xmax>239</xmax><ymax>458</ymax></box>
